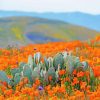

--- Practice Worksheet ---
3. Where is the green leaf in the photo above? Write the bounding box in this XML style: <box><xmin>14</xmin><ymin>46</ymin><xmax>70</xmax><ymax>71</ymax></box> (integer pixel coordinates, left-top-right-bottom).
<box><xmin>14</xmin><ymin>73</ymin><xmax>21</xmax><ymax>85</ymax></box>
<box><xmin>53</xmin><ymin>53</ymin><xmax>64</xmax><ymax>70</ymax></box>
<box><xmin>23</xmin><ymin>67</ymin><xmax>33</xmax><ymax>84</ymax></box>
<box><xmin>0</xmin><ymin>71</ymin><xmax>10</xmax><ymax>83</ymax></box>
<box><xmin>28</xmin><ymin>55</ymin><xmax>34</xmax><ymax>70</ymax></box>
<box><xmin>32</xmin><ymin>71</ymin><xmax>40</xmax><ymax>82</ymax></box>
<box><xmin>11</xmin><ymin>68</ymin><xmax>20</xmax><ymax>76</ymax></box>
<box><xmin>19</xmin><ymin>62</ymin><xmax>26</xmax><ymax>72</ymax></box>
<box><xmin>82</xmin><ymin>61</ymin><xmax>88</xmax><ymax>70</ymax></box>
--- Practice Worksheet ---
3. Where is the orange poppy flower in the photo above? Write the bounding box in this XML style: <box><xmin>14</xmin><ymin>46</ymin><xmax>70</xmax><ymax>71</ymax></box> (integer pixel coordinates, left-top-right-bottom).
<box><xmin>73</xmin><ymin>69</ymin><xmax>77</xmax><ymax>75</ymax></box>
<box><xmin>35</xmin><ymin>78</ymin><xmax>40</xmax><ymax>86</ymax></box>
<box><xmin>34</xmin><ymin>90</ymin><xmax>39</xmax><ymax>96</ymax></box>
<box><xmin>59</xmin><ymin>69</ymin><xmax>66</xmax><ymax>76</ymax></box>
<box><xmin>77</xmin><ymin>71</ymin><xmax>85</xmax><ymax>78</ymax></box>
<box><xmin>4</xmin><ymin>89</ymin><xmax>13</xmax><ymax>96</ymax></box>
<box><xmin>72</xmin><ymin>77</ymin><xmax>79</xmax><ymax>85</ymax></box>
<box><xmin>80</xmin><ymin>82</ymin><xmax>87</xmax><ymax>90</ymax></box>
<box><xmin>47</xmin><ymin>90</ymin><xmax>54</xmax><ymax>97</ymax></box>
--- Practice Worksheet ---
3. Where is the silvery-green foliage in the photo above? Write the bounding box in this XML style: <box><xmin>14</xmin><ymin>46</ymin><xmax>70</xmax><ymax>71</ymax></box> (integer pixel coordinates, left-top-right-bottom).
<box><xmin>40</xmin><ymin>67</ymin><xmax>47</xmax><ymax>78</ymax></box>
<box><xmin>11</xmin><ymin>68</ymin><xmax>20</xmax><ymax>77</ymax></box>
<box><xmin>32</xmin><ymin>71</ymin><xmax>40</xmax><ymax>82</ymax></box>
<box><xmin>40</xmin><ymin>69</ymin><xmax>44</xmax><ymax>77</ymax></box>
<box><xmin>34</xmin><ymin>65</ymin><xmax>40</xmax><ymax>74</ymax></box>
<box><xmin>62</xmin><ymin>51</ymin><xmax>68</xmax><ymax>60</ymax></box>
<box><xmin>82</xmin><ymin>61</ymin><xmax>88</xmax><ymax>70</ymax></box>
<box><xmin>47</xmin><ymin>57</ymin><xmax>53</xmax><ymax>68</ymax></box>
<box><xmin>23</xmin><ymin>66</ymin><xmax>33</xmax><ymax>84</ymax></box>
<box><xmin>66</xmin><ymin>61</ymin><xmax>75</xmax><ymax>74</ymax></box>
<box><xmin>34</xmin><ymin>52</ymin><xmax>41</xmax><ymax>64</ymax></box>
<box><xmin>21</xmin><ymin>71</ymin><xmax>24</xmax><ymax>78</ymax></box>
<box><xmin>19</xmin><ymin>62</ymin><xmax>26</xmax><ymax>72</ymax></box>
<box><xmin>0</xmin><ymin>71</ymin><xmax>10</xmax><ymax>83</ymax></box>
<box><xmin>28</xmin><ymin>55</ymin><xmax>34</xmax><ymax>70</ymax></box>
<box><xmin>74</xmin><ymin>57</ymin><xmax>82</xmax><ymax>69</ymax></box>
<box><xmin>56</xmin><ymin>70</ymin><xmax>59</xmax><ymax>79</ymax></box>
<box><xmin>8</xmin><ymin>79</ymin><xmax>15</xmax><ymax>87</ymax></box>
<box><xmin>14</xmin><ymin>73</ymin><xmax>21</xmax><ymax>85</ymax></box>
<box><xmin>23</xmin><ymin>64</ymin><xmax>30</xmax><ymax>69</ymax></box>
<box><xmin>65</xmin><ymin>55</ymin><xmax>75</xmax><ymax>74</ymax></box>
<box><xmin>44</xmin><ymin>57</ymin><xmax>49</xmax><ymax>71</ymax></box>
<box><xmin>53</xmin><ymin>53</ymin><xmax>64</xmax><ymax>70</ymax></box>
<box><xmin>48</xmin><ymin>67</ymin><xmax>56</xmax><ymax>80</ymax></box>
<box><xmin>90</xmin><ymin>67</ymin><xmax>94</xmax><ymax>78</ymax></box>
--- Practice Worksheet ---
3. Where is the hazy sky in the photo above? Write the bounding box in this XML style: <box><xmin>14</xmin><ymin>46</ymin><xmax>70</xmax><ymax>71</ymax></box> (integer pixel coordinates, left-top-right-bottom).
<box><xmin>0</xmin><ymin>0</ymin><xmax>100</xmax><ymax>14</ymax></box>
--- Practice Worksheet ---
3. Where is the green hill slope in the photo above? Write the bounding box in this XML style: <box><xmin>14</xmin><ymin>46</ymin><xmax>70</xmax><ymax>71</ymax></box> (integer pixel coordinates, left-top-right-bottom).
<box><xmin>0</xmin><ymin>17</ymin><xmax>99</xmax><ymax>47</ymax></box>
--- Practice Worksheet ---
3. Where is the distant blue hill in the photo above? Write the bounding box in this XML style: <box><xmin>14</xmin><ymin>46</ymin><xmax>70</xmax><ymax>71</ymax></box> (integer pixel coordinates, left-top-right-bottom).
<box><xmin>0</xmin><ymin>11</ymin><xmax>100</xmax><ymax>31</ymax></box>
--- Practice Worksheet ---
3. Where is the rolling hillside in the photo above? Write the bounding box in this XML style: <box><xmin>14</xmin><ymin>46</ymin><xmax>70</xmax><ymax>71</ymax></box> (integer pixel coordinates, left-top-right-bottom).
<box><xmin>0</xmin><ymin>11</ymin><xmax>100</xmax><ymax>31</ymax></box>
<box><xmin>0</xmin><ymin>17</ymin><xmax>99</xmax><ymax>47</ymax></box>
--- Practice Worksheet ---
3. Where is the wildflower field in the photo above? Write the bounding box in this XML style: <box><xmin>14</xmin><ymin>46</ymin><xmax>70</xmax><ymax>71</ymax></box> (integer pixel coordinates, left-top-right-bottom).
<box><xmin>0</xmin><ymin>36</ymin><xmax>100</xmax><ymax>100</ymax></box>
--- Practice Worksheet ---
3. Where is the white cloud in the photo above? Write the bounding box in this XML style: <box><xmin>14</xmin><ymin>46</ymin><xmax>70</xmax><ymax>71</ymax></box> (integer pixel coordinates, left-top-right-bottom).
<box><xmin>0</xmin><ymin>0</ymin><xmax>100</xmax><ymax>14</ymax></box>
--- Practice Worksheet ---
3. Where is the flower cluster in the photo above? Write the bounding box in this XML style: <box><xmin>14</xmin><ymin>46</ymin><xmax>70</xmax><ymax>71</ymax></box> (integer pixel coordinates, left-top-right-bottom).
<box><xmin>0</xmin><ymin>36</ymin><xmax>100</xmax><ymax>99</ymax></box>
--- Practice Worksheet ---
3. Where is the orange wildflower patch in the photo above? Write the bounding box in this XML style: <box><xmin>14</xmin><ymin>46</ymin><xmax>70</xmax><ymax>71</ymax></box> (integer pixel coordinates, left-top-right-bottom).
<box><xmin>72</xmin><ymin>77</ymin><xmax>79</xmax><ymax>85</ymax></box>
<box><xmin>0</xmin><ymin>39</ymin><xmax>100</xmax><ymax>99</ymax></box>
<box><xmin>77</xmin><ymin>71</ymin><xmax>85</xmax><ymax>78</ymax></box>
